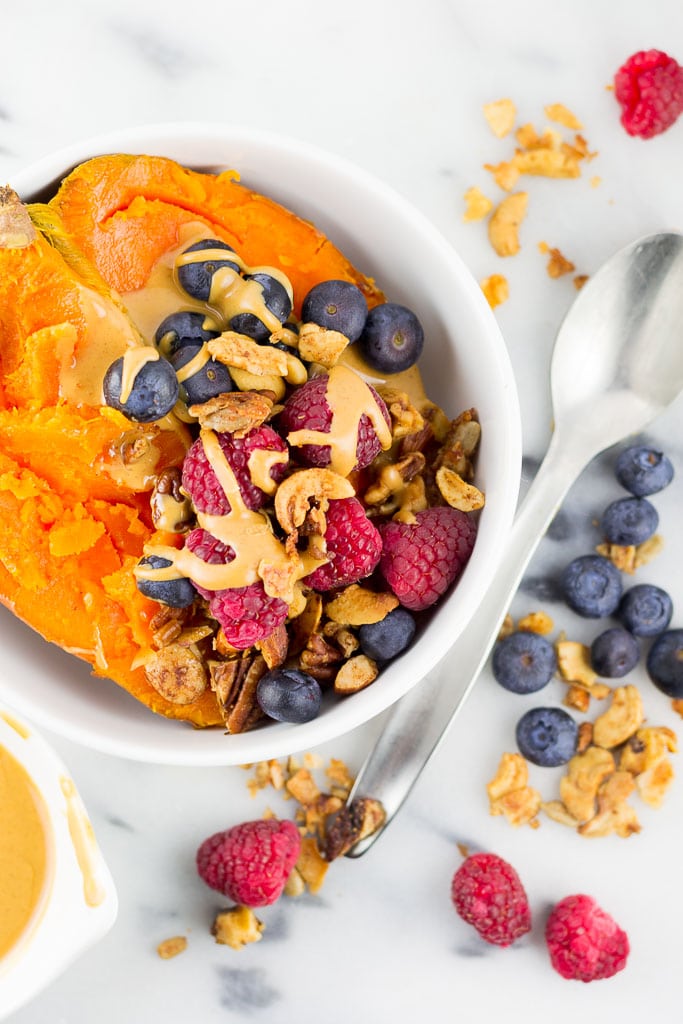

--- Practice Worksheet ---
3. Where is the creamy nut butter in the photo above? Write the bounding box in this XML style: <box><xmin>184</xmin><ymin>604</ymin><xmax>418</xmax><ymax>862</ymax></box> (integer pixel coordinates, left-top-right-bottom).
<box><xmin>0</xmin><ymin>743</ymin><xmax>50</xmax><ymax>960</ymax></box>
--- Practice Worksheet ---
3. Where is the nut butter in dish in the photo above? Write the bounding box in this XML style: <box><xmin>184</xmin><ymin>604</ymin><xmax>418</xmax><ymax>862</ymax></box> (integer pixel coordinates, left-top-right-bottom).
<box><xmin>0</xmin><ymin>705</ymin><xmax>117</xmax><ymax>1021</ymax></box>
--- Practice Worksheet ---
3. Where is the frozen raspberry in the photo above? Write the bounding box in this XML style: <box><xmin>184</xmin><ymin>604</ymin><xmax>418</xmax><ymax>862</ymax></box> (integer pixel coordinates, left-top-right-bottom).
<box><xmin>545</xmin><ymin>894</ymin><xmax>629</xmax><ymax>982</ymax></box>
<box><xmin>184</xmin><ymin>528</ymin><xmax>288</xmax><ymax>648</ymax></box>
<box><xmin>181</xmin><ymin>425</ymin><xmax>288</xmax><ymax>515</ymax></box>
<box><xmin>278</xmin><ymin>373</ymin><xmax>390</xmax><ymax>471</ymax></box>
<box><xmin>196</xmin><ymin>818</ymin><xmax>301</xmax><ymax>907</ymax></box>
<box><xmin>379</xmin><ymin>506</ymin><xmax>477</xmax><ymax>612</ymax></box>
<box><xmin>614</xmin><ymin>49</ymin><xmax>683</xmax><ymax>139</ymax></box>
<box><xmin>304</xmin><ymin>497</ymin><xmax>382</xmax><ymax>591</ymax></box>
<box><xmin>451</xmin><ymin>852</ymin><xmax>531</xmax><ymax>947</ymax></box>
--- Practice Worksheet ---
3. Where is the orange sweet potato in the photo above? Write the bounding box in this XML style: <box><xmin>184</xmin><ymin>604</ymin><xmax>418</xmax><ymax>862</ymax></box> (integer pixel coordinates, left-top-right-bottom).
<box><xmin>0</xmin><ymin>185</ymin><xmax>220</xmax><ymax>724</ymax></box>
<box><xmin>0</xmin><ymin>157</ymin><xmax>384</xmax><ymax>729</ymax></box>
<box><xmin>50</xmin><ymin>153</ymin><xmax>384</xmax><ymax>311</ymax></box>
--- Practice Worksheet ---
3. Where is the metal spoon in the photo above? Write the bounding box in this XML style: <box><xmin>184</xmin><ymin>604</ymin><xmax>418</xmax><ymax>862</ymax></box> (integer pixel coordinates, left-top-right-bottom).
<box><xmin>345</xmin><ymin>231</ymin><xmax>683</xmax><ymax>856</ymax></box>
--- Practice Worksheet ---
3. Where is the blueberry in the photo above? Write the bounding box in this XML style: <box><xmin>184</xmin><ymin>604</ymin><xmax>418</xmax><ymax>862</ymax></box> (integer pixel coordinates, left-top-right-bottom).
<box><xmin>590</xmin><ymin>627</ymin><xmax>640</xmax><ymax>677</ymax></box>
<box><xmin>357</xmin><ymin>302</ymin><xmax>424</xmax><ymax>373</ymax></box>
<box><xmin>615</xmin><ymin>444</ymin><xmax>674</xmax><ymax>497</ymax></box>
<box><xmin>515</xmin><ymin>707</ymin><xmax>578</xmax><ymax>767</ymax></box>
<box><xmin>301</xmin><ymin>280</ymin><xmax>368</xmax><ymax>342</ymax></box>
<box><xmin>103</xmin><ymin>353</ymin><xmax>179</xmax><ymax>423</ymax></box>
<box><xmin>256</xmin><ymin>667</ymin><xmax>322</xmax><ymax>724</ymax></box>
<box><xmin>617</xmin><ymin>584</ymin><xmax>673</xmax><ymax>637</ymax></box>
<box><xmin>230</xmin><ymin>273</ymin><xmax>292</xmax><ymax>342</ymax></box>
<box><xmin>491</xmin><ymin>631</ymin><xmax>557</xmax><ymax>694</ymax></box>
<box><xmin>135</xmin><ymin>555</ymin><xmax>196</xmax><ymax>608</ymax></box>
<box><xmin>601</xmin><ymin>496</ymin><xmax>659</xmax><ymax>547</ymax></box>
<box><xmin>177</xmin><ymin>239</ymin><xmax>241</xmax><ymax>301</ymax></box>
<box><xmin>358</xmin><ymin>608</ymin><xmax>416</xmax><ymax>662</ymax></box>
<box><xmin>646</xmin><ymin>629</ymin><xmax>683</xmax><ymax>698</ymax></box>
<box><xmin>154</xmin><ymin>311</ymin><xmax>219</xmax><ymax>360</ymax></box>
<box><xmin>170</xmin><ymin>343</ymin><xmax>234</xmax><ymax>405</ymax></box>
<box><xmin>561</xmin><ymin>555</ymin><xmax>623</xmax><ymax>618</ymax></box>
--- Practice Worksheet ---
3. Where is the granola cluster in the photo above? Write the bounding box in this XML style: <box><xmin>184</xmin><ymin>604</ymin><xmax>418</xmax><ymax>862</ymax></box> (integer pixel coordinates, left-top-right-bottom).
<box><xmin>243</xmin><ymin>753</ymin><xmax>384</xmax><ymax>870</ymax></box>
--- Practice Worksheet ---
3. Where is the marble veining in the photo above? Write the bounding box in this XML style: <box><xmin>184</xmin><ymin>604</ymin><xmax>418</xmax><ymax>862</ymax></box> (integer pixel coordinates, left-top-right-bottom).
<box><xmin>2</xmin><ymin>0</ymin><xmax>683</xmax><ymax>1021</ymax></box>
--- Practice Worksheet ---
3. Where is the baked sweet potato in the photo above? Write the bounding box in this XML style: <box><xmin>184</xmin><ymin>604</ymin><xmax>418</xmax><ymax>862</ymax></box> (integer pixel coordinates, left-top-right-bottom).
<box><xmin>0</xmin><ymin>157</ymin><xmax>384</xmax><ymax>728</ymax></box>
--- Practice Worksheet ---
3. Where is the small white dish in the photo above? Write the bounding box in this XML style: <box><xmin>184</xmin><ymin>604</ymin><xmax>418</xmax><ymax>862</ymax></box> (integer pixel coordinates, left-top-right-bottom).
<box><xmin>0</xmin><ymin>705</ymin><xmax>117</xmax><ymax>1020</ymax></box>
<box><xmin>0</xmin><ymin>123</ymin><xmax>521</xmax><ymax>765</ymax></box>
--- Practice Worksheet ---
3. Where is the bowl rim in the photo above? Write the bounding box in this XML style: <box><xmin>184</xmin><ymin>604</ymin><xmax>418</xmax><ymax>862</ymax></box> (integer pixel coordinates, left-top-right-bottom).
<box><xmin>1</xmin><ymin>121</ymin><xmax>522</xmax><ymax>765</ymax></box>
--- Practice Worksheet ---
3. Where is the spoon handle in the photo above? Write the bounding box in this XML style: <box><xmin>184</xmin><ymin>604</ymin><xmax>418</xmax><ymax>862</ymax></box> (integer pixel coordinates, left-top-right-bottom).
<box><xmin>345</xmin><ymin>435</ymin><xmax>585</xmax><ymax>856</ymax></box>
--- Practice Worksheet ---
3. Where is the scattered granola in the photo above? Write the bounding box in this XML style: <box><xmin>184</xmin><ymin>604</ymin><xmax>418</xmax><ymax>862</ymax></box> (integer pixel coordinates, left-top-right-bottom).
<box><xmin>464</xmin><ymin>186</ymin><xmax>494</xmax><ymax>222</ymax></box>
<box><xmin>483</xmin><ymin>98</ymin><xmax>517</xmax><ymax>138</ymax></box>
<box><xmin>156</xmin><ymin>936</ymin><xmax>188</xmax><ymax>959</ymax></box>
<box><xmin>488</xmin><ymin>192</ymin><xmax>529</xmax><ymax>257</ymax></box>
<box><xmin>596</xmin><ymin>534</ymin><xmax>664</xmax><ymax>574</ymax></box>
<box><xmin>544</xmin><ymin>103</ymin><xmax>583</xmax><ymax>130</ymax></box>
<box><xmin>465</xmin><ymin>99</ymin><xmax>596</xmax><ymax>292</ymax></box>
<box><xmin>538</xmin><ymin>241</ymin><xmax>576</xmax><ymax>278</ymax></box>
<box><xmin>486</xmin><ymin>752</ymin><xmax>542</xmax><ymax>828</ymax></box>
<box><xmin>241</xmin><ymin>752</ymin><xmax>385</xmax><ymax>872</ymax></box>
<box><xmin>480</xmin><ymin>273</ymin><xmax>509</xmax><ymax>309</ymax></box>
<box><xmin>212</xmin><ymin>906</ymin><xmax>265</xmax><ymax>950</ymax></box>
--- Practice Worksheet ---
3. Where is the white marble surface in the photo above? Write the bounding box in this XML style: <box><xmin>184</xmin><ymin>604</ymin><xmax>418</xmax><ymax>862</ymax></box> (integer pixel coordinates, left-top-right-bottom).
<box><xmin>3</xmin><ymin>0</ymin><xmax>683</xmax><ymax>1020</ymax></box>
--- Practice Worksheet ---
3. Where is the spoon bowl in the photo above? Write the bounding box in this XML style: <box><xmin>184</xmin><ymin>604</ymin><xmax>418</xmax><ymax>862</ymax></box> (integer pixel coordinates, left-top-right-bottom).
<box><xmin>345</xmin><ymin>231</ymin><xmax>683</xmax><ymax>855</ymax></box>
<box><xmin>550</xmin><ymin>233</ymin><xmax>683</xmax><ymax>455</ymax></box>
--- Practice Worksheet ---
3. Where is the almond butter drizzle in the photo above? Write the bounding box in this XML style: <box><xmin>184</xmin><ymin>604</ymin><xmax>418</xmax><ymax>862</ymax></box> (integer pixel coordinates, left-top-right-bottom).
<box><xmin>59</xmin><ymin>777</ymin><xmax>106</xmax><ymax>908</ymax></box>
<box><xmin>124</xmin><ymin>224</ymin><xmax>294</xmax><ymax>346</ymax></box>
<box><xmin>58</xmin><ymin>285</ymin><xmax>144</xmax><ymax>407</ymax></box>
<box><xmin>286</xmin><ymin>364</ymin><xmax>393</xmax><ymax>476</ymax></box>
<box><xmin>135</xmin><ymin>429</ymin><xmax>324</xmax><ymax>603</ymax></box>
<box><xmin>247</xmin><ymin>447</ymin><xmax>289</xmax><ymax>495</ymax></box>
<box><xmin>118</xmin><ymin>347</ymin><xmax>160</xmax><ymax>403</ymax></box>
<box><xmin>174</xmin><ymin>345</ymin><xmax>211</xmax><ymax>384</ymax></box>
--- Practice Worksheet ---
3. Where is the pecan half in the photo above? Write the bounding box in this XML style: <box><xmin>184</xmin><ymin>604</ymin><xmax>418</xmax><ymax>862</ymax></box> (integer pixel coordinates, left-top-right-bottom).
<box><xmin>256</xmin><ymin>622</ymin><xmax>289</xmax><ymax>669</ymax></box>
<box><xmin>323</xmin><ymin>797</ymin><xmax>386</xmax><ymax>860</ymax></box>
<box><xmin>299</xmin><ymin>632</ymin><xmax>343</xmax><ymax>682</ymax></box>
<box><xmin>150</xmin><ymin>467</ymin><xmax>194</xmax><ymax>533</ymax></box>
<box><xmin>209</xmin><ymin>653</ymin><xmax>268</xmax><ymax>732</ymax></box>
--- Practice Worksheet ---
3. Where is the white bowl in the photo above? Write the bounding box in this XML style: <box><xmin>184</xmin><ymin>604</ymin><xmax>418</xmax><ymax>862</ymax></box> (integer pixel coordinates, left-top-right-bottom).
<box><xmin>0</xmin><ymin>704</ymin><xmax>117</xmax><ymax>1020</ymax></box>
<box><xmin>0</xmin><ymin>123</ymin><xmax>521</xmax><ymax>765</ymax></box>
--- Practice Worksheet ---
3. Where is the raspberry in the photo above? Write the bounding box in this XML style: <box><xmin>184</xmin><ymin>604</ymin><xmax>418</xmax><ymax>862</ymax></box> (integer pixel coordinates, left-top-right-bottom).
<box><xmin>303</xmin><ymin>497</ymin><xmax>382</xmax><ymax>591</ymax></box>
<box><xmin>210</xmin><ymin>585</ymin><xmax>288</xmax><ymax>648</ymax></box>
<box><xmin>181</xmin><ymin>425</ymin><xmax>288</xmax><ymax>515</ymax></box>
<box><xmin>379</xmin><ymin>506</ymin><xmax>477</xmax><ymax>612</ymax></box>
<box><xmin>278</xmin><ymin>373</ymin><xmax>390</xmax><ymax>471</ymax></box>
<box><xmin>545</xmin><ymin>894</ymin><xmax>629</xmax><ymax>982</ymax></box>
<box><xmin>196</xmin><ymin>818</ymin><xmax>301</xmax><ymax>907</ymax></box>
<box><xmin>184</xmin><ymin>528</ymin><xmax>288</xmax><ymax>648</ymax></box>
<box><xmin>451</xmin><ymin>852</ymin><xmax>531</xmax><ymax>947</ymax></box>
<box><xmin>614</xmin><ymin>49</ymin><xmax>683</xmax><ymax>139</ymax></box>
